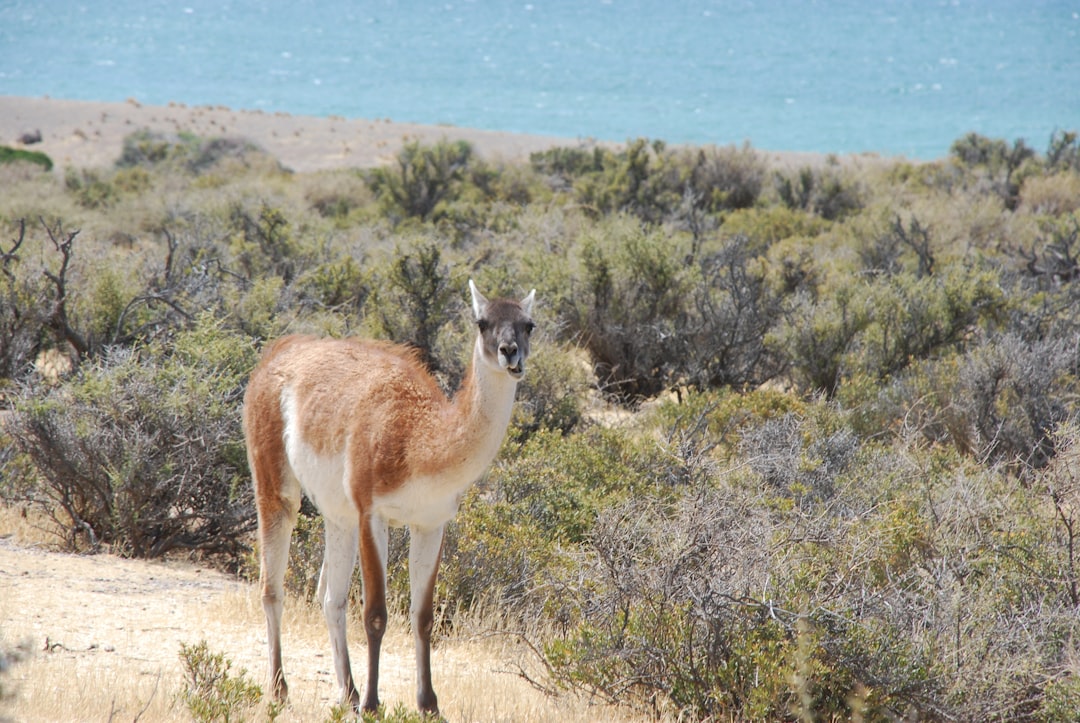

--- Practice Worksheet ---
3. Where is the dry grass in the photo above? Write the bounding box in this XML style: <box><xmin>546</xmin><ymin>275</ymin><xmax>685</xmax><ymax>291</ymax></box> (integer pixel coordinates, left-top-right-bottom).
<box><xmin>0</xmin><ymin>505</ymin><xmax>642</xmax><ymax>723</ymax></box>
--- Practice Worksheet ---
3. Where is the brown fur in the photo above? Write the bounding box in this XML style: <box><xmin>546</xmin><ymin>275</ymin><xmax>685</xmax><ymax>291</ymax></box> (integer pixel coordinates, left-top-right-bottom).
<box><xmin>243</xmin><ymin>283</ymin><xmax>535</xmax><ymax>716</ymax></box>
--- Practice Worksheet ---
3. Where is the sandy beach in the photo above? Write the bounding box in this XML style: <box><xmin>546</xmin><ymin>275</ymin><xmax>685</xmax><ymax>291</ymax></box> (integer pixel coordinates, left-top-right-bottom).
<box><xmin>1</xmin><ymin>95</ymin><xmax>854</xmax><ymax>175</ymax></box>
<box><xmin>0</xmin><ymin>95</ymin><xmax>594</xmax><ymax>173</ymax></box>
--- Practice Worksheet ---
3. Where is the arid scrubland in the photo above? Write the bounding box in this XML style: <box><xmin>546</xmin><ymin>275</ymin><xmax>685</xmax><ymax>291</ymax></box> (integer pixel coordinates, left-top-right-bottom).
<box><xmin>3</xmin><ymin>126</ymin><xmax>1080</xmax><ymax>721</ymax></box>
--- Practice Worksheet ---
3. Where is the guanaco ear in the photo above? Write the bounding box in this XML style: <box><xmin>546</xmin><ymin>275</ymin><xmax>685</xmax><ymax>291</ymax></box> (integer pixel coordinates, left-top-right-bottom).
<box><xmin>469</xmin><ymin>279</ymin><xmax>488</xmax><ymax>319</ymax></box>
<box><xmin>521</xmin><ymin>289</ymin><xmax>536</xmax><ymax>316</ymax></box>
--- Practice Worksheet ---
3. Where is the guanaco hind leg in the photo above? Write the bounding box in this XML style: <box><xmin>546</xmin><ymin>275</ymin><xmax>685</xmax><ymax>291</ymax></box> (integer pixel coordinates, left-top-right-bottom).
<box><xmin>358</xmin><ymin>512</ymin><xmax>390</xmax><ymax>713</ymax></box>
<box><xmin>320</xmin><ymin>518</ymin><xmax>361</xmax><ymax>707</ymax></box>
<box><xmin>252</xmin><ymin>462</ymin><xmax>301</xmax><ymax>701</ymax></box>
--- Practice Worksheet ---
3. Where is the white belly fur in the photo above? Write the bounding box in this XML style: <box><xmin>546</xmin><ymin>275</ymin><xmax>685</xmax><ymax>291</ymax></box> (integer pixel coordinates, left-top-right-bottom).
<box><xmin>281</xmin><ymin>387</ymin><xmax>468</xmax><ymax>531</ymax></box>
<box><xmin>372</xmin><ymin>478</ymin><xmax>463</xmax><ymax>531</ymax></box>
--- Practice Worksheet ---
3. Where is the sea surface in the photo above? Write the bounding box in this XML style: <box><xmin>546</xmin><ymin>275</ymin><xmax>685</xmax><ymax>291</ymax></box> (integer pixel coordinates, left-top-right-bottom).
<box><xmin>1</xmin><ymin>0</ymin><xmax>1077</xmax><ymax>159</ymax></box>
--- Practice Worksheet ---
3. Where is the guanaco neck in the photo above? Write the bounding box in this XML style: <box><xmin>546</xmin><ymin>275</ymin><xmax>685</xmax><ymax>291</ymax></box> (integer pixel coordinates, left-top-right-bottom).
<box><xmin>417</xmin><ymin>334</ymin><xmax>519</xmax><ymax>485</ymax></box>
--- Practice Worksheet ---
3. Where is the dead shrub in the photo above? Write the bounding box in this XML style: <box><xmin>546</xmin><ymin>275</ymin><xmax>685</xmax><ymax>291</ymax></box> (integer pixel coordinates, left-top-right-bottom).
<box><xmin>1020</xmin><ymin>173</ymin><xmax>1080</xmax><ymax>216</ymax></box>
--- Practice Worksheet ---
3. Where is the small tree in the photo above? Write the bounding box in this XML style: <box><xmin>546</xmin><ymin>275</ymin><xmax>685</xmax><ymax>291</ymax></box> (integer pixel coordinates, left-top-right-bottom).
<box><xmin>368</xmin><ymin>242</ymin><xmax>463</xmax><ymax>378</ymax></box>
<box><xmin>366</xmin><ymin>139</ymin><xmax>474</xmax><ymax>221</ymax></box>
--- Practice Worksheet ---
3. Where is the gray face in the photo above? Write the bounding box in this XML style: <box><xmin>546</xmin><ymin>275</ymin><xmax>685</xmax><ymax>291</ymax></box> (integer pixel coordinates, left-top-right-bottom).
<box><xmin>477</xmin><ymin>299</ymin><xmax>534</xmax><ymax>379</ymax></box>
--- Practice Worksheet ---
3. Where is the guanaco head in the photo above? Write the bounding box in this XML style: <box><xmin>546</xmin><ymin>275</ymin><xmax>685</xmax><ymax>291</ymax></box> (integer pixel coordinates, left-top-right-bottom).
<box><xmin>469</xmin><ymin>279</ymin><xmax>536</xmax><ymax>380</ymax></box>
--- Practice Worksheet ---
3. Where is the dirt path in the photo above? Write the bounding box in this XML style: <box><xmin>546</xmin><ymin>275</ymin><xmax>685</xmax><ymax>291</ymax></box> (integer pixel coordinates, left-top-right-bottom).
<box><xmin>0</xmin><ymin>537</ymin><xmax>288</xmax><ymax>720</ymax></box>
<box><xmin>0</xmin><ymin>536</ymin><xmax>615</xmax><ymax>722</ymax></box>
<box><xmin>0</xmin><ymin>536</ymin><xmax>438</xmax><ymax>719</ymax></box>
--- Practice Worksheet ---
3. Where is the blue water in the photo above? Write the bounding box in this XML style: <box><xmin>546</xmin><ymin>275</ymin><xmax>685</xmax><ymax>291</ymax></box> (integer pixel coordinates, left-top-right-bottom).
<box><xmin>1</xmin><ymin>0</ymin><xmax>1077</xmax><ymax>159</ymax></box>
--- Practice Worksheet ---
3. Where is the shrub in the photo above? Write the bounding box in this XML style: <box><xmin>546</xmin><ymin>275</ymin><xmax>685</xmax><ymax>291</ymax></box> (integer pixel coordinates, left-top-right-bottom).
<box><xmin>179</xmin><ymin>641</ymin><xmax>277</xmax><ymax>723</ymax></box>
<box><xmin>779</xmin><ymin>267</ymin><xmax>1003</xmax><ymax>397</ymax></box>
<box><xmin>680</xmin><ymin>237</ymin><xmax>786</xmax><ymax>390</ymax></box>
<box><xmin>510</xmin><ymin>341</ymin><xmax>590</xmax><ymax>439</ymax></box>
<box><xmin>436</xmin><ymin>426</ymin><xmax>671</xmax><ymax>620</ymax></box>
<box><xmin>689</xmin><ymin>143</ymin><xmax>766</xmax><ymax>213</ymax></box>
<box><xmin>556</xmin><ymin>140</ymin><xmax>765</xmax><ymax>227</ymax></box>
<box><xmin>852</xmin><ymin>268</ymin><xmax>1003</xmax><ymax>381</ymax></box>
<box><xmin>65</xmin><ymin>168</ymin><xmax>119</xmax><ymax>209</ymax></box>
<box><xmin>1046</xmin><ymin>129</ymin><xmax>1080</xmax><ymax>173</ymax></box>
<box><xmin>1020</xmin><ymin>172</ymin><xmax>1080</xmax><ymax>216</ymax></box>
<box><xmin>226</xmin><ymin>202</ymin><xmax>302</xmax><ymax>283</ymax></box>
<box><xmin>294</xmin><ymin>254</ymin><xmax>369</xmax><ymax>314</ymax></box>
<box><xmin>721</xmin><ymin>205</ymin><xmax>828</xmax><ymax>248</ymax></box>
<box><xmin>902</xmin><ymin>334</ymin><xmax>1080</xmax><ymax>469</ymax></box>
<box><xmin>949</xmin><ymin>132</ymin><xmax>1037</xmax><ymax>209</ymax></box>
<box><xmin>366</xmin><ymin>139</ymin><xmax>474</xmax><ymax>221</ymax></box>
<box><xmin>118</xmin><ymin>129</ymin><xmax>271</xmax><ymax>175</ymax></box>
<box><xmin>538</xmin><ymin>408</ymin><xmax>1080</xmax><ymax>720</ymax></box>
<box><xmin>1017</xmin><ymin>215</ymin><xmax>1080</xmax><ymax>288</ymax></box>
<box><xmin>564</xmin><ymin>218</ymin><xmax>691</xmax><ymax>399</ymax></box>
<box><xmin>950</xmin><ymin>132</ymin><xmax>1035</xmax><ymax>174</ymax></box>
<box><xmin>539</xmin><ymin>488</ymin><xmax>866</xmax><ymax>721</ymax></box>
<box><xmin>1</xmin><ymin>221</ymin><xmax>51</xmax><ymax>382</ymax></box>
<box><xmin>739</xmin><ymin>411</ymin><xmax>859</xmax><ymax>509</ymax></box>
<box><xmin>775</xmin><ymin>165</ymin><xmax>863</xmax><ymax>220</ymax></box>
<box><xmin>530</xmin><ymin>145</ymin><xmax>605</xmax><ymax>186</ymax></box>
<box><xmin>301</xmin><ymin>170</ymin><xmax>373</xmax><ymax>222</ymax></box>
<box><xmin>564</xmin><ymin>222</ymin><xmax>786</xmax><ymax>401</ymax></box>
<box><xmin>5</xmin><ymin>316</ymin><xmax>257</xmax><ymax>560</ymax></box>
<box><xmin>571</xmin><ymin>139</ymin><xmax>675</xmax><ymax>223</ymax></box>
<box><xmin>439</xmin><ymin>494</ymin><xmax>559</xmax><ymax>618</ymax></box>
<box><xmin>858</xmin><ymin>214</ymin><xmax>936</xmax><ymax>278</ymax></box>
<box><xmin>0</xmin><ymin>219</ymin><xmax>90</xmax><ymax>382</ymax></box>
<box><xmin>0</xmin><ymin>145</ymin><xmax>53</xmax><ymax>172</ymax></box>
<box><xmin>366</xmin><ymin>241</ymin><xmax>464</xmax><ymax>379</ymax></box>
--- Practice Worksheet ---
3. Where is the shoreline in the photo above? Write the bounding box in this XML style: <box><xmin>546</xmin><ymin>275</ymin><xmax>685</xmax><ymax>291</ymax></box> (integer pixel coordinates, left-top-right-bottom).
<box><xmin>0</xmin><ymin>95</ymin><xmax>891</xmax><ymax>174</ymax></box>
<box><xmin>0</xmin><ymin>95</ymin><xmax>592</xmax><ymax>174</ymax></box>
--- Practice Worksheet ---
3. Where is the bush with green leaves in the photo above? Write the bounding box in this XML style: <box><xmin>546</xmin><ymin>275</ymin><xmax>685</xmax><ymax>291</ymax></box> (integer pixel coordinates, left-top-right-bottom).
<box><xmin>226</xmin><ymin>201</ymin><xmax>303</xmax><ymax>284</ymax></box>
<box><xmin>949</xmin><ymin>132</ymin><xmax>1039</xmax><ymax>209</ymax></box>
<box><xmin>118</xmin><ymin>128</ymin><xmax>272</xmax><ymax>176</ymax></box>
<box><xmin>366</xmin><ymin>139</ymin><xmax>475</xmax><ymax>222</ymax></box>
<box><xmin>775</xmin><ymin>164</ymin><xmax>863</xmax><ymax>221</ymax></box>
<box><xmin>536</xmin><ymin>406</ymin><xmax>1080</xmax><ymax>721</ymax></box>
<box><xmin>777</xmin><ymin>265</ymin><xmax>1004</xmax><ymax>397</ymax></box>
<box><xmin>509</xmin><ymin>341</ymin><xmax>590</xmax><ymax>439</ymax></box>
<box><xmin>179</xmin><ymin>641</ymin><xmax>278</xmax><ymax>723</ymax></box>
<box><xmin>0</xmin><ymin>145</ymin><xmax>53</xmax><ymax>172</ymax></box>
<box><xmin>6</xmin><ymin>315</ymin><xmax>257</xmax><ymax>559</ymax></box>
<box><xmin>536</xmin><ymin>139</ymin><xmax>765</xmax><ymax>226</ymax></box>
<box><xmin>366</xmin><ymin>240</ymin><xmax>465</xmax><ymax>380</ymax></box>
<box><xmin>564</xmin><ymin>220</ymin><xmax>785</xmax><ymax>402</ymax></box>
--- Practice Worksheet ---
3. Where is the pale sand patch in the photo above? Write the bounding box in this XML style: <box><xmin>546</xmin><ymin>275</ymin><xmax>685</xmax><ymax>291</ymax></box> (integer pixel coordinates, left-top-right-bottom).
<box><xmin>0</xmin><ymin>95</ymin><xmax>900</xmax><ymax>177</ymax></box>
<box><xmin>0</xmin><ymin>95</ymin><xmax>594</xmax><ymax>174</ymax></box>
<box><xmin>0</xmin><ymin>531</ymin><xmax>640</xmax><ymax>722</ymax></box>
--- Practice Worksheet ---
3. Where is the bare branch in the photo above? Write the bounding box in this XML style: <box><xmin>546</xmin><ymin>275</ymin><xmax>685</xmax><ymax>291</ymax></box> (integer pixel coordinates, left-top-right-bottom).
<box><xmin>1</xmin><ymin>218</ymin><xmax>26</xmax><ymax>280</ymax></box>
<box><xmin>38</xmin><ymin>217</ymin><xmax>89</xmax><ymax>357</ymax></box>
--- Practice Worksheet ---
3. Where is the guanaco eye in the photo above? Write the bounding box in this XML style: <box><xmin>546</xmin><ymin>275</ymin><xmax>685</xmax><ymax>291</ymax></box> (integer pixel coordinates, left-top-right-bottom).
<box><xmin>524</xmin><ymin>321</ymin><xmax>536</xmax><ymax>334</ymax></box>
<box><xmin>477</xmin><ymin>319</ymin><xmax>490</xmax><ymax>333</ymax></box>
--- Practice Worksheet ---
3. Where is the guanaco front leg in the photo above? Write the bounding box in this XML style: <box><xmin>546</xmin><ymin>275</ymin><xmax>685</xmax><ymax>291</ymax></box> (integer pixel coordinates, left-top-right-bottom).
<box><xmin>409</xmin><ymin>524</ymin><xmax>445</xmax><ymax>715</ymax></box>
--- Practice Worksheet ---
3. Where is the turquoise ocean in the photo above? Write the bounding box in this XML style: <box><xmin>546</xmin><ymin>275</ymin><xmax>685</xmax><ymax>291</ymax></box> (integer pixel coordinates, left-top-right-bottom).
<box><xmin>1</xmin><ymin>0</ymin><xmax>1077</xmax><ymax>159</ymax></box>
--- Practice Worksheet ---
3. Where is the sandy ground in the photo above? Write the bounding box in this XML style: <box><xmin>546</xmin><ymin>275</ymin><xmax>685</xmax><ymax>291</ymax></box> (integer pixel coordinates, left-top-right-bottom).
<box><xmin>0</xmin><ymin>95</ymin><xmax>592</xmax><ymax>174</ymax></box>
<box><xmin>0</xmin><ymin>95</ymin><xmax>863</xmax><ymax>176</ymax></box>
<box><xmin>0</xmin><ymin>529</ymin><xmax>624</xmax><ymax>722</ymax></box>
<box><xmin>0</xmin><ymin>534</ymin><xmax>342</xmax><ymax>721</ymax></box>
